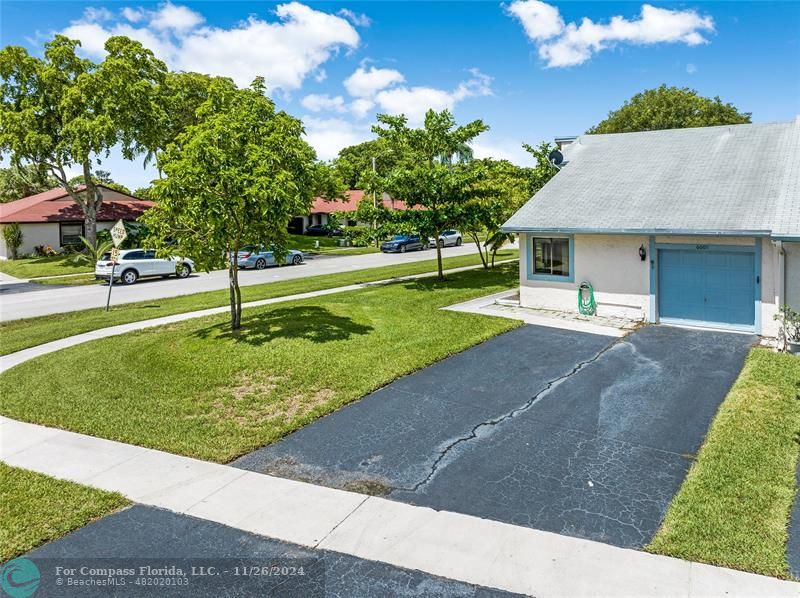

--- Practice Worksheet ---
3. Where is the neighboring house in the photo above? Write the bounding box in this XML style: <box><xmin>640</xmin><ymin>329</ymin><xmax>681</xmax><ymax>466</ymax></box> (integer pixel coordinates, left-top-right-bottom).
<box><xmin>502</xmin><ymin>118</ymin><xmax>800</xmax><ymax>337</ymax></box>
<box><xmin>0</xmin><ymin>185</ymin><xmax>154</xmax><ymax>259</ymax></box>
<box><xmin>288</xmin><ymin>190</ymin><xmax>412</xmax><ymax>234</ymax></box>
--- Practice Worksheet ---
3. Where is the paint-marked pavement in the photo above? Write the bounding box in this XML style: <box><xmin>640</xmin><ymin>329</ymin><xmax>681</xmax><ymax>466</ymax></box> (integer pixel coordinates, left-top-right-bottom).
<box><xmin>1</xmin><ymin>416</ymin><xmax>798</xmax><ymax>597</ymax></box>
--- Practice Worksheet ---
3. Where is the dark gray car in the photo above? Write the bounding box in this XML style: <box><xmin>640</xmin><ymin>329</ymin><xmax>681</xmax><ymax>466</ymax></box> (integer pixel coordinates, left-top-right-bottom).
<box><xmin>380</xmin><ymin>235</ymin><xmax>427</xmax><ymax>253</ymax></box>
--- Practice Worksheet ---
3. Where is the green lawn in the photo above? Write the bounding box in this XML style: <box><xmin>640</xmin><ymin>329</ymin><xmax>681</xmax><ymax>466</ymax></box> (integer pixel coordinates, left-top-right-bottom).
<box><xmin>0</xmin><ymin>264</ymin><xmax>520</xmax><ymax>462</ymax></box>
<box><xmin>287</xmin><ymin>233</ymin><xmax>377</xmax><ymax>255</ymax></box>
<box><xmin>0</xmin><ymin>255</ymin><xmax>92</xmax><ymax>279</ymax></box>
<box><xmin>0</xmin><ymin>249</ymin><xmax>517</xmax><ymax>356</ymax></box>
<box><xmin>0</xmin><ymin>463</ymin><xmax>128</xmax><ymax>561</ymax></box>
<box><xmin>648</xmin><ymin>349</ymin><xmax>800</xmax><ymax>578</ymax></box>
<box><xmin>30</xmin><ymin>273</ymin><xmax>104</xmax><ymax>286</ymax></box>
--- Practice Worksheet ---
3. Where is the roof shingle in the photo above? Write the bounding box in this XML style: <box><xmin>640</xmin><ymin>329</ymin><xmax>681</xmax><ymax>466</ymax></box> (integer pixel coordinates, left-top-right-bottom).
<box><xmin>0</xmin><ymin>185</ymin><xmax>154</xmax><ymax>224</ymax></box>
<box><xmin>503</xmin><ymin>118</ymin><xmax>800</xmax><ymax>238</ymax></box>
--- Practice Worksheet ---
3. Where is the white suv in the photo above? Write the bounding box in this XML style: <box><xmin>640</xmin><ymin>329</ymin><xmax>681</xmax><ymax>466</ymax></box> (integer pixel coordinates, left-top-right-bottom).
<box><xmin>428</xmin><ymin>230</ymin><xmax>463</xmax><ymax>248</ymax></box>
<box><xmin>95</xmin><ymin>249</ymin><xmax>194</xmax><ymax>285</ymax></box>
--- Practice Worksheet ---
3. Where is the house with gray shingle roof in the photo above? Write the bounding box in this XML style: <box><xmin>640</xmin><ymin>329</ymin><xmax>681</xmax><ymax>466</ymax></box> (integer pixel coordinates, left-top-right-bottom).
<box><xmin>502</xmin><ymin>118</ymin><xmax>800</xmax><ymax>337</ymax></box>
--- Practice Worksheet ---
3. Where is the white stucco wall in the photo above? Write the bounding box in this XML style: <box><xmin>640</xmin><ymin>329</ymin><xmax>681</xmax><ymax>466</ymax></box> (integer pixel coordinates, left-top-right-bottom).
<box><xmin>519</xmin><ymin>234</ymin><xmax>651</xmax><ymax>320</ymax></box>
<box><xmin>0</xmin><ymin>221</ymin><xmax>116</xmax><ymax>259</ymax></box>
<box><xmin>518</xmin><ymin>233</ymin><xmax>783</xmax><ymax>336</ymax></box>
<box><xmin>784</xmin><ymin>242</ymin><xmax>800</xmax><ymax>310</ymax></box>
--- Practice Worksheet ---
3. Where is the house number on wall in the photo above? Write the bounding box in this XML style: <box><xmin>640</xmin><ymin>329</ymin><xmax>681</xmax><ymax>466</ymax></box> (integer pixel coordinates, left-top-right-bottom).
<box><xmin>695</xmin><ymin>244</ymin><xmax>709</xmax><ymax>250</ymax></box>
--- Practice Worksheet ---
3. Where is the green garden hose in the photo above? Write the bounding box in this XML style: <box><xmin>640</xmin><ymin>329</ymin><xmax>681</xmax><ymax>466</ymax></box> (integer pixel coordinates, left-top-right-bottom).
<box><xmin>578</xmin><ymin>281</ymin><xmax>597</xmax><ymax>316</ymax></box>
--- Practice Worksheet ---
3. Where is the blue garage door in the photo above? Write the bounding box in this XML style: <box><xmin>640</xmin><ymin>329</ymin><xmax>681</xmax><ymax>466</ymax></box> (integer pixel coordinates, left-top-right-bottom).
<box><xmin>658</xmin><ymin>247</ymin><xmax>755</xmax><ymax>329</ymax></box>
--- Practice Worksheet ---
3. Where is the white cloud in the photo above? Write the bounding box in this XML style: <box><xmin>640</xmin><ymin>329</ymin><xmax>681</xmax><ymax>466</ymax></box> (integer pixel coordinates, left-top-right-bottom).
<box><xmin>121</xmin><ymin>7</ymin><xmax>145</xmax><ymax>22</ymax></box>
<box><xmin>60</xmin><ymin>2</ymin><xmax>360</xmax><ymax>91</ymax></box>
<box><xmin>471</xmin><ymin>139</ymin><xmax>534</xmax><ymax>166</ymax></box>
<box><xmin>62</xmin><ymin>21</ymin><xmax>177</xmax><ymax>61</ymax></box>
<box><xmin>507</xmin><ymin>1</ymin><xmax>714</xmax><ymax>67</ymax></box>
<box><xmin>374</xmin><ymin>69</ymin><xmax>492</xmax><ymax>124</ymax></box>
<box><xmin>686</xmin><ymin>62</ymin><xmax>698</xmax><ymax>74</ymax></box>
<box><xmin>301</xmin><ymin>93</ymin><xmax>347</xmax><ymax>113</ymax></box>
<box><xmin>149</xmin><ymin>2</ymin><xmax>204</xmax><ymax>32</ymax></box>
<box><xmin>83</xmin><ymin>7</ymin><xmax>114</xmax><ymax>22</ymax></box>
<box><xmin>338</xmin><ymin>9</ymin><xmax>371</xmax><ymax>27</ymax></box>
<box><xmin>343</xmin><ymin>65</ymin><xmax>405</xmax><ymax>98</ymax></box>
<box><xmin>349</xmin><ymin>98</ymin><xmax>375</xmax><ymax>119</ymax></box>
<box><xmin>302</xmin><ymin>116</ymin><xmax>371</xmax><ymax>161</ymax></box>
<box><xmin>505</xmin><ymin>0</ymin><xmax>563</xmax><ymax>41</ymax></box>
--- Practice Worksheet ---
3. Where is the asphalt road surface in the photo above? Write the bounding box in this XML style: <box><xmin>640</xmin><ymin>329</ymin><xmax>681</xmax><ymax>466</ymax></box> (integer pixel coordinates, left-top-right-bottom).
<box><xmin>29</xmin><ymin>505</ymin><xmax>518</xmax><ymax>597</ymax></box>
<box><xmin>0</xmin><ymin>243</ymin><xmax>488</xmax><ymax>321</ymax></box>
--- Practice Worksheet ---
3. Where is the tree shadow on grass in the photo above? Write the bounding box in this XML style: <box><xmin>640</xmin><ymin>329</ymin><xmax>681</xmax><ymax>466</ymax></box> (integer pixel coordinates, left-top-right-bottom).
<box><xmin>192</xmin><ymin>305</ymin><xmax>373</xmax><ymax>346</ymax></box>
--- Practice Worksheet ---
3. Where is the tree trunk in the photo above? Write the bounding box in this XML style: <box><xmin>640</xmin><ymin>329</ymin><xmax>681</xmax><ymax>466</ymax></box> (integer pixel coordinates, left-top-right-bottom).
<box><xmin>234</xmin><ymin>266</ymin><xmax>242</xmax><ymax>326</ymax></box>
<box><xmin>228</xmin><ymin>252</ymin><xmax>242</xmax><ymax>331</ymax></box>
<box><xmin>435</xmin><ymin>227</ymin><xmax>444</xmax><ymax>280</ymax></box>
<box><xmin>469</xmin><ymin>231</ymin><xmax>488</xmax><ymax>269</ymax></box>
<box><xmin>83</xmin><ymin>205</ymin><xmax>98</xmax><ymax>246</ymax></box>
<box><xmin>81</xmin><ymin>163</ymin><xmax>103</xmax><ymax>246</ymax></box>
<box><xmin>491</xmin><ymin>247</ymin><xmax>498</xmax><ymax>268</ymax></box>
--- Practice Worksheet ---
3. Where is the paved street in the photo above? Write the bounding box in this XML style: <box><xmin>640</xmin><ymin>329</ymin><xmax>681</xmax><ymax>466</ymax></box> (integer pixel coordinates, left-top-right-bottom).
<box><xmin>0</xmin><ymin>243</ymin><xmax>487</xmax><ymax>321</ymax></box>
<box><xmin>28</xmin><ymin>506</ymin><xmax>517</xmax><ymax>597</ymax></box>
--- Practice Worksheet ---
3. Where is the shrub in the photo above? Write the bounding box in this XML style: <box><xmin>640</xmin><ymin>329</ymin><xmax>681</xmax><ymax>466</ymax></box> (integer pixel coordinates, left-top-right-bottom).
<box><xmin>97</xmin><ymin>221</ymin><xmax>150</xmax><ymax>249</ymax></box>
<box><xmin>774</xmin><ymin>305</ymin><xmax>800</xmax><ymax>348</ymax></box>
<box><xmin>71</xmin><ymin>236</ymin><xmax>112</xmax><ymax>266</ymax></box>
<box><xmin>2</xmin><ymin>223</ymin><xmax>23</xmax><ymax>259</ymax></box>
<box><xmin>343</xmin><ymin>225</ymin><xmax>374</xmax><ymax>247</ymax></box>
<box><xmin>33</xmin><ymin>245</ymin><xmax>58</xmax><ymax>257</ymax></box>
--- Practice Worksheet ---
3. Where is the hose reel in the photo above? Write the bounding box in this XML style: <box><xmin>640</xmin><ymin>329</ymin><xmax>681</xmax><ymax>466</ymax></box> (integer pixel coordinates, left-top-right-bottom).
<box><xmin>578</xmin><ymin>281</ymin><xmax>597</xmax><ymax>316</ymax></box>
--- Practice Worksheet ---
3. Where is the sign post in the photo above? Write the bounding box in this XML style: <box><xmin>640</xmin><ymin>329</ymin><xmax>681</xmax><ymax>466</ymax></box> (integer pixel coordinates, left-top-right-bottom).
<box><xmin>106</xmin><ymin>220</ymin><xmax>127</xmax><ymax>311</ymax></box>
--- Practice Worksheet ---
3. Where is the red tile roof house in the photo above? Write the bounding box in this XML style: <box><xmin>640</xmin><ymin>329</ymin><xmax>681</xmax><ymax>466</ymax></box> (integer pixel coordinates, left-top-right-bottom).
<box><xmin>289</xmin><ymin>190</ymin><xmax>412</xmax><ymax>234</ymax></box>
<box><xmin>0</xmin><ymin>185</ymin><xmax>154</xmax><ymax>259</ymax></box>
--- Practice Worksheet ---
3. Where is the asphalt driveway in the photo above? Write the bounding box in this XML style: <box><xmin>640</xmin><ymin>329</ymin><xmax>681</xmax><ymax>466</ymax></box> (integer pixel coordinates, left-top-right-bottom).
<box><xmin>235</xmin><ymin>325</ymin><xmax>754</xmax><ymax>549</ymax></box>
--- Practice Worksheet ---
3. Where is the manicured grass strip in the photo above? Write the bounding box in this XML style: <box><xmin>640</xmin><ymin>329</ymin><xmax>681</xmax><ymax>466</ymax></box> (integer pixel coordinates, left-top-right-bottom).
<box><xmin>648</xmin><ymin>349</ymin><xmax>800</xmax><ymax>578</ymax></box>
<box><xmin>30</xmin><ymin>274</ymin><xmax>104</xmax><ymax>286</ymax></box>
<box><xmin>0</xmin><ymin>264</ymin><xmax>521</xmax><ymax>463</ymax></box>
<box><xmin>0</xmin><ymin>463</ymin><xmax>128</xmax><ymax>561</ymax></box>
<box><xmin>0</xmin><ymin>249</ymin><xmax>516</xmax><ymax>356</ymax></box>
<box><xmin>0</xmin><ymin>255</ymin><xmax>92</xmax><ymax>279</ymax></box>
<box><xmin>286</xmin><ymin>234</ymin><xmax>377</xmax><ymax>255</ymax></box>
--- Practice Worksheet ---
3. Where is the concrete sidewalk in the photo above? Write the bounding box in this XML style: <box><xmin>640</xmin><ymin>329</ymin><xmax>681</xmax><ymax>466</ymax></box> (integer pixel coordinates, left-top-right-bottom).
<box><xmin>2</xmin><ymin>416</ymin><xmax>798</xmax><ymax>597</ymax></box>
<box><xmin>0</xmin><ymin>260</ymin><xmax>514</xmax><ymax>375</ymax></box>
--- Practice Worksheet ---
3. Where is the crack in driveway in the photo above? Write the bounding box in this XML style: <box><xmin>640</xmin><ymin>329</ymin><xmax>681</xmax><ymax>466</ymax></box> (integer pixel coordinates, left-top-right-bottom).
<box><xmin>395</xmin><ymin>335</ymin><xmax>628</xmax><ymax>493</ymax></box>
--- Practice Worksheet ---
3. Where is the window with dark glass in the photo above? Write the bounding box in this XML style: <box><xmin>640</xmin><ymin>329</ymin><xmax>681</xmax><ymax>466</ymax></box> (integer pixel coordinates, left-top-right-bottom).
<box><xmin>59</xmin><ymin>222</ymin><xmax>84</xmax><ymax>247</ymax></box>
<box><xmin>533</xmin><ymin>237</ymin><xmax>570</xmax><ymax>277</ymax></box>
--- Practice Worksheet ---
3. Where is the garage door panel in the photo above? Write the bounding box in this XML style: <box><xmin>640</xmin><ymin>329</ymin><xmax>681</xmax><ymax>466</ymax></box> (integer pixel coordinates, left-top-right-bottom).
<box><xmin>658</xmin><ymin>247</ymin><xmax>755</xmax><ymax>329</ymax></box>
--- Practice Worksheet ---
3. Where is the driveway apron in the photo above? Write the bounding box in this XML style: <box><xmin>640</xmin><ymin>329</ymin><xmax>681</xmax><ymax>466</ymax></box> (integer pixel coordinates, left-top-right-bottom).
<box><xmin>235</xmin><ymin>325</ymin><xmax>754</xmax><ymax>549</ymax></box>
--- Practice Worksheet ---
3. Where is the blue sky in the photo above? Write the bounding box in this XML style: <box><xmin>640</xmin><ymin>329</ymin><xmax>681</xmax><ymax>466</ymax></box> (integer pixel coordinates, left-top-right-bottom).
<box><xmin>2</xmin><ymin>0</ymin><xmax>799</xmax><ymax>189</ymax></box>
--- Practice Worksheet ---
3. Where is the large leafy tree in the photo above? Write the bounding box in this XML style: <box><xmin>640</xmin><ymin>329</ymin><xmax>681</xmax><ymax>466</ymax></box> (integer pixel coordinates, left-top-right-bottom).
<box><xmin>334</xmin><ymin>138</ymin><xmax>401</xmax><ymax>189</ymax></box>
<box><xmin>0</xmin><ymin>35</ymin><xmax>166</xmax><ymax>243</ymax></box>
<box><xmin>68</xmin><ymin>169</ymin><xmax>131</xmax><ymax>194</ymax></box>
<box><xmin>373</xmin><ymin>109</ymin><xmax>489</xmax><ymax>280</ymax></box>
<box><xmin>143</xmin><ymin>78</ymin><xmax>318</xmax><ymax>331</ymax></box>
<box><xmin>588</xmin><ymin>85</ymin><xmax>751</xmax><ymax>134</ymax></box>
<box><xmin>0</xmin><ymin>163</ymin><xmax>58</xmax><ymax>202</ymax></box>
<box><xmin>462</xmin><ymin>159</ymin><xmax>531</xmax><ymax>268</ymax></box>
<box><xmin>141</xmin><ymin>71</ymin><xmax>220</xmax><ymax>175</ymax></box>
<box><xmin>522</xmin><ymin>141</ymin><xmax>558</xmax><ymax>196</ymax></box>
